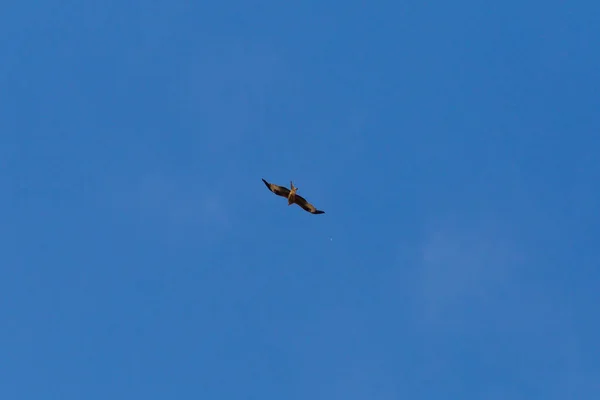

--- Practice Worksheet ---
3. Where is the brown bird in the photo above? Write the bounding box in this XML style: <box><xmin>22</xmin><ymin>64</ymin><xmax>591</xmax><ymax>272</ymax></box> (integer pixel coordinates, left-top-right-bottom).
<box><xmin>262</xmin><ymin>178</ymin><xmax>325</xmax><ymax>214</ymax></box>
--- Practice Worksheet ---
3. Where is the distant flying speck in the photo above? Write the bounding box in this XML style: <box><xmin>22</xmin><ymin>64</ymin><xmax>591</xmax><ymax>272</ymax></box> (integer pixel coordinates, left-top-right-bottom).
<box><xmin>262</xmin><ymin>178</ymin><xmax>325</xmax><ymax>215</ymax></box>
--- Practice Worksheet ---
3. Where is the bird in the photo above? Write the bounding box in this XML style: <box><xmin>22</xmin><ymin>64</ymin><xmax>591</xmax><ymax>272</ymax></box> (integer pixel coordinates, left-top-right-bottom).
<box><xmin>262</xmin><ymin>178</ymin><xmax>325</xmax><ymax>214</ymax></box>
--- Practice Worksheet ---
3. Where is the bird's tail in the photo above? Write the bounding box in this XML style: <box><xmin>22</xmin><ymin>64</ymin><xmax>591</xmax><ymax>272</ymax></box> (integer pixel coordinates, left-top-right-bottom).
<box><xmin>261</xmin><ymin>178</ymin><xmax>270</xmax><ymax>188</ymax></box>
<box><xmin>313</xmin><ymin>210</ymin><xmax>325</xmax><ymax>214</ymax></box>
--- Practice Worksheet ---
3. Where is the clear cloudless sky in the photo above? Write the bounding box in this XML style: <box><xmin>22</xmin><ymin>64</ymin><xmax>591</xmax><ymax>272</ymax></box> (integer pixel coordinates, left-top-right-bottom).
<box><xmin>1</xmin><ymin>1</ymin><xmax>599</xmax><ymax>399</ymax></box>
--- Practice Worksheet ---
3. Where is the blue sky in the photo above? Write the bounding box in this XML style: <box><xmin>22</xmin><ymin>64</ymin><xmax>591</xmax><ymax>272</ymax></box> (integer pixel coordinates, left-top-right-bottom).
<box><xmin>1</xmin><ymin>1</ymin><xmax>599</xmax><ymax>398</ymax></box>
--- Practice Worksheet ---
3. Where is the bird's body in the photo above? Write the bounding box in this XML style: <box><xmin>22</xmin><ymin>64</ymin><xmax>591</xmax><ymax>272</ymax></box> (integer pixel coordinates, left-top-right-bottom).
<box><xmin>262</xmin><ymin>178</ymin><xmax>325</xmax><ymax>214</ymax></box>
<box><xmin>287</xmin><ymin>181</ymin><xmax>297</xmax><ymax>205</ymax></box>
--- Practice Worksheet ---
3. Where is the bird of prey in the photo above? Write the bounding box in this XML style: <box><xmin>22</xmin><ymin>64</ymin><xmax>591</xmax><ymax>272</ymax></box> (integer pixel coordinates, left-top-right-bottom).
<box><xmin>262</xmin><ymin>178</ymin><xmax>325</xmax><ymax>214</ymax></box>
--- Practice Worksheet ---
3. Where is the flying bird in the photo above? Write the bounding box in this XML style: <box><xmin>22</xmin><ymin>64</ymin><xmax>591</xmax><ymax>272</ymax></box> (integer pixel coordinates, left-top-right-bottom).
<box><xmin>262</xmin><ymin>178</ymin><xmax>325</xmax><ymax>214</ymax></box>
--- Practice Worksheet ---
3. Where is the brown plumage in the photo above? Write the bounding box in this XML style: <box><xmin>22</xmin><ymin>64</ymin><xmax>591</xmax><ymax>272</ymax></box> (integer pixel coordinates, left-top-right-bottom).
<box><xmin>262</xmin><ymin>178</ymin><xmax>325</xmax><ymax>214</ymax></box>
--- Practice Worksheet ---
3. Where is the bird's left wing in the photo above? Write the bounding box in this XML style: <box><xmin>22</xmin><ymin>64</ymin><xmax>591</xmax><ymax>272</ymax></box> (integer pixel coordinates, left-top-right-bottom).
<box><xmin>262</xmin><ymin>178</ymin><xmax>290</xmax><ymax>198</ymax></box>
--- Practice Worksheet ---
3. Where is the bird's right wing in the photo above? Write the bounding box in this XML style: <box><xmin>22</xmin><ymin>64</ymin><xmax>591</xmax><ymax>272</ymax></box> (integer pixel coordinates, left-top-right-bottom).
<box><xmin>294</xmin><ymin>194</ymin><xmax>325</xmax><ymax>214</ymax></box>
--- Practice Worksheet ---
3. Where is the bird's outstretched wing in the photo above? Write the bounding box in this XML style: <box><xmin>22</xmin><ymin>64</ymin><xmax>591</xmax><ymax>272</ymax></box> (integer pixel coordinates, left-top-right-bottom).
<box><xmin>262</xmin><ymin>178</ymin><xmax>290</xmax><ymax>198</ymax></box>
<box><xmin>293</xmin><ymin>194</ymin><xmax>325</xmax><ymax>214</ymax></box>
